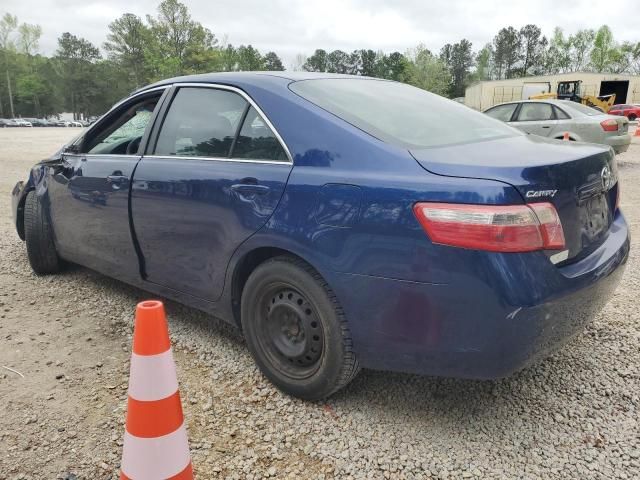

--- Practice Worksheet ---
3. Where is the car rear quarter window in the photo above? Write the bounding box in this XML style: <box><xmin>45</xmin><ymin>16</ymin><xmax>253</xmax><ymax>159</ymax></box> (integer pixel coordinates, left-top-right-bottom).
<box><xmin>553</xmin><ymin>106</ymin><xmax>570</xmax><ymax>119</ymax></box>
<box><xmin>155</xmin><ymin>88</ymin><xmax>247</xmax><ymax>158</ymax></box>
<box><xmin>485</xmin><ymin>104</ymin><xmax>518</xmax><ymax>122</ymax></box>
<box><xmin>232</xmin><ymin>107</ymin><xmax>288</xmax><ymax>161</ymax></box>
<box><xmin>516</xmin><ymin>103</ymin><xmax>554</xmax><ymax>121</ymax></box>
<box><xmin>289</xmin><ymin>78</ymin><xmax>518</xmax><ymax>149</ymax></box>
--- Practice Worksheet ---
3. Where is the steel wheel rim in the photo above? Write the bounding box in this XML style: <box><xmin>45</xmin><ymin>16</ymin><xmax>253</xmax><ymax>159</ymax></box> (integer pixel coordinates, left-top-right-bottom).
<box><xmin>256</xmin><ymin>283</ymin><xmax>324</xmax><ymax>380</ymax></box>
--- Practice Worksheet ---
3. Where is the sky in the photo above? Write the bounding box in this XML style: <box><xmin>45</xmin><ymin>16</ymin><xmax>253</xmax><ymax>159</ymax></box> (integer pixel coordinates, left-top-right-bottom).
<box><xmin>2</xmin><ymin>0</ymin><xmax>639</xmax><ymax>68</ymax></box>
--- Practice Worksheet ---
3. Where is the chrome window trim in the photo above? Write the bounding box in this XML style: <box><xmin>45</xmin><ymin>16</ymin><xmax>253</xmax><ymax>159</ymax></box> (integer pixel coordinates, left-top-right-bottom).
<box><xmin>82</xmin><ymin>154</ymin><xmax>141</xmax><ymax>159</ymax></box>
<box><xmin>143</xmin><ymin>155</ymin><xmax>290</xmax><ymax>165</ymax></box>
<box><xmin>163</xmin><ymin>82</ymin><xmax>293</xmax><ymax>164</ymax></box>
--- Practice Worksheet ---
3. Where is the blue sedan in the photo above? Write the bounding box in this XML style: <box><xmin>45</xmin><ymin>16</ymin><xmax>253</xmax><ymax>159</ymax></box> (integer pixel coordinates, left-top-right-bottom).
<box><xmin>11</xmin><ymin>72</ymin><xmax>629</xmax><ymax>399</ymax></box>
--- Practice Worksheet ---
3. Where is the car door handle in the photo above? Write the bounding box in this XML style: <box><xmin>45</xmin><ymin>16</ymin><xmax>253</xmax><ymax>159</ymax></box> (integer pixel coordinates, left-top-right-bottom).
<box><xmin>231</xmin><ymin>184</ymin><xmax>270</xmax><ymax>195</ymax></box>
<box><xmin>107</xmin><ymin>175</ymin><xmax>128</xmax><ymax>189</ymax></box>
<box><xmin>541</xmin><ymin>126</ymin><xmax>551</xmax><ymax>129</ymax></box>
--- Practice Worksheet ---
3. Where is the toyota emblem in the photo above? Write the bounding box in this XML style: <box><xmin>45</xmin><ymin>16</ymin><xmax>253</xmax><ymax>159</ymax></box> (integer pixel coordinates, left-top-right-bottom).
<box><xmin>601</xmin><ymin>165</ymin><xmax>612</xmax><ymax>191</ymax></box>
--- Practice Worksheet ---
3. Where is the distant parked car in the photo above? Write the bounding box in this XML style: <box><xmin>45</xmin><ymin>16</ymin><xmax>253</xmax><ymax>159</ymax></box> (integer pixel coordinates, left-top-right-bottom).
<box><xmin>608</xmin><ymin>104</ymin><xmax>640</xmax><ymax>122</ymax></box>
<box><xmin>54</xmin><ymin>120</ymin><xmax>72</xmax><ymax>127</ymax></box>
<box><xmin>12</xmin><ymin>118</ymin><xmax>32</xmax><ymax>127</ymax></box>
<box><xmin>484</xmin><ymin>99</ymin><xmax>630</xmax><ymax>154</ymax></box>
<box><xmin>0</xmin><ymin>118</ymin><xmax>13</xmax><ymax>127</ymax></box>
<box><xmin>24</xmin><ymin>118</ymin><xmax>51</xmax><ymax>127</ymax></box>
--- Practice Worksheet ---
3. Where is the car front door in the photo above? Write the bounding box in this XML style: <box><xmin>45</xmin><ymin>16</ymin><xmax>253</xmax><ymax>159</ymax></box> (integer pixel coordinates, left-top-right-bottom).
<box><xmin>512</xmin><ymin>102</ymin><xmax>557</xmax><ymax>137</ymax></box>
<box><xmin>48</xmin><ymin>87</ymin><xmax>168</xmax><ymax>281</ymax></box>
<box><xmin>130</xmin><ymin>85</ymin><xmax>293</xmax><ymax>302</ymax></box>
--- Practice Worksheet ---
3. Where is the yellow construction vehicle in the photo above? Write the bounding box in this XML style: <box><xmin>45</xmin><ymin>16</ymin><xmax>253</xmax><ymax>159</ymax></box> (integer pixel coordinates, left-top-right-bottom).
<box><xmin>529</xmin><ymin>80</ymin><xmax>616</xmax><ymax>112</ymax></box>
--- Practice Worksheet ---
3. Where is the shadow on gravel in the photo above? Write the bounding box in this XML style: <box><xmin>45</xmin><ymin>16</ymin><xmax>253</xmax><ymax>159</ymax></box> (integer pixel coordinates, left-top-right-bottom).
<box><xmin>56</xmin><ymin>262</ymin><xmax>244</xmax><ymax>346</ymax></box>
<box><xmin>50</xmin><ymin>260</ymin><xmax>581</xmax><ymax>429</ymax></box>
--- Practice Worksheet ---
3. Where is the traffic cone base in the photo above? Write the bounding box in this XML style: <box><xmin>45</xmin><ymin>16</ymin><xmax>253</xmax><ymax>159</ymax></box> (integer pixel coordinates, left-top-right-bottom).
<box><xmin>120</xmin><ymin>300</ymin><xmax>193</xmax><ymax>480</ymax></box>
<box><xmin>121</xmin><ymin>425</ymin><xmax>192</xmax><ymax>479</ymax></box>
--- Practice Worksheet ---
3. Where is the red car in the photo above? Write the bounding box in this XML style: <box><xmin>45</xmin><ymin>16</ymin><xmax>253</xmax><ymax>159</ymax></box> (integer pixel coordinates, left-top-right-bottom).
<box><xmin>609</xmin><ymin>104</ymin><xmax>640</xmax><ymax>121</ymax></box>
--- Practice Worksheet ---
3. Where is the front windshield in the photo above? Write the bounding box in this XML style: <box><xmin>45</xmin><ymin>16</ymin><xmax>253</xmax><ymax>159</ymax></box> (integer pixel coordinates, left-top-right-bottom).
<box><xmin>290</xmin><ymin>78</ymin><xmax>520</xmax><ymax>149</ymax></box>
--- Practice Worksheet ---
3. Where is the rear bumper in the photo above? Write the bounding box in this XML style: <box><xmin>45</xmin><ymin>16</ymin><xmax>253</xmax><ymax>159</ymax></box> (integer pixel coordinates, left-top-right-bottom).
<box><xmin>604</xmin><ymin>134</ymin><xmax>631</xmax><ymax>154</ymax></box>
<box><xmin>332</xmin><ymin>212</ymin><xmax>630</xmax><ymax>378</ymax></box>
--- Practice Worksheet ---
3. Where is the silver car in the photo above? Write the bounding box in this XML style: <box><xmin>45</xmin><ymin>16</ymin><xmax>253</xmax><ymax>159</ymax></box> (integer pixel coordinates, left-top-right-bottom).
<box><xmin>484</xmin><ymin>99</ymin><xmax>631</xmax><ymax>154</ymax></box>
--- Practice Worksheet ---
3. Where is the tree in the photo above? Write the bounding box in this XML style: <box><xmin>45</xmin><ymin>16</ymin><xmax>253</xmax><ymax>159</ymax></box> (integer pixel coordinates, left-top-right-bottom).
<box><xmin>569</xmin><ymin>29</ymin><xmax>595</xmax><ymax>71</ymax></box>
<box><xmin>544</xmin><ymin>27</ymin><xmax>571</xmax><ymax>73</ymax></box>
<box><xmin>236</xmin><ymin>44</ymin><xmax>263</xmax><ymax>70</ymax></box>
<box><xmin>104</xmin><ymin>13</ymin><xmax>150</xmax><ymax>88</ymax></box>
<box><xmin>327</xmin><ymin>50</ymin><xmax>349</xmax><ymax>73</ymax></box>
<box><xmin>17</xmin><ymin>23</ymin><xmax>41</xmax><ymax>56</ymax></box>
<box><xmin>145</xmin><ymin>0</ymin><xmax>216</xmax><ymax>77</ymax></box>
<box><xmin>0</xmin><ymin>13</ymin><xmax>18</xmax><ymax>117</ymax></box>
<box><xmin>359</xmin><ymin>49</ymin><xmax>377</xmax><ymax>76</ymax></box>
<box><xmin>519</xmin><ymin>24</ymin><xmax>543</xmax><ymax>76</ymax></box>
<box><xmin>304</xmin><ymin>49</ymin><xmax>328</xmax><ymax>72</ymax></box>
<box><xmin>406</xmin><ymin>45</ymin><xmax>449</xmax><ymax>96</ymax></box>
<box><xmin>441</xmin><ymin>39</ymin><xmax>473</xmax><ymax>97</ymax></box>
<box><xmin>376</xmin><ymin>51</ymin><xmax>408</xmax><ymax>81</ymax></box>
<box><xmin>473</xmin><ymin>44</ymin><xmax>492</xmax><ymax>81</ymax></box>
<box><xmin>493</xmin><ymin>27</ymin><xmax>521</xmax><ymax>79</ymax></box>
<box><xmin>263</xmin><ymin>51</ymin><xmax>284</xmax><ymax>71</ymax></box>
<box><xmin>590</xmin><ymin>25</ymin><xmax>620</xmax><ymax>72</ymax></box>
<box><xmin>56</xmin><ymin>32</ymin><xmax>101</xmax><ymax>118</ymax></box>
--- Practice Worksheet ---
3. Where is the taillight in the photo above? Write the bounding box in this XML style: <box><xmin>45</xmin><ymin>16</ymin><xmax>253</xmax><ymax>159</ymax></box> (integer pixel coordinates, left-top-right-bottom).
<box><xmin>600</xmin><ymin>119</ymin><xmax>619</xmax><ymax>132</ymax></box>
<box><xmin>413</xmin><ymin>202</ymin><xmax>565</xmax><ymax>252</ymax></box>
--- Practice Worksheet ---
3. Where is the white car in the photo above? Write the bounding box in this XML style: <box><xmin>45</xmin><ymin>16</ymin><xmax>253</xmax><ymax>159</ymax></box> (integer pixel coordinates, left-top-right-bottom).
<box><xmin>12</xmin><ymin>118</ymin><xmax>32</xmax><ymax>127</ymax></box>
<box><xmin>484</xmin><ymin>99</ymin><xmax>631</xmax><ymax>154</ymax></box>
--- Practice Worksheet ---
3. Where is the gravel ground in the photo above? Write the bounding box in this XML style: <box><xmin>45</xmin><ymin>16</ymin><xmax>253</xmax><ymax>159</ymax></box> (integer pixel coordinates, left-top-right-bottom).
<box><xmin>1</xmin><ymin>127</ymin><xmax>639</xmax><ymax>480</ymax></box>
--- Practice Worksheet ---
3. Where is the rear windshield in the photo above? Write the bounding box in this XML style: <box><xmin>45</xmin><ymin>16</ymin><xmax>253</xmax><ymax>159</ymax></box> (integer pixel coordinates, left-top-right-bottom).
<box><xmin>560</xmin><ymin>101</ymin><xmax>601</xmax><ymax>116</ymax></box>
<box><xmin>289</xmin><ymin>78</ymin><xmax>519</xmax><ymax>148</ymax></box>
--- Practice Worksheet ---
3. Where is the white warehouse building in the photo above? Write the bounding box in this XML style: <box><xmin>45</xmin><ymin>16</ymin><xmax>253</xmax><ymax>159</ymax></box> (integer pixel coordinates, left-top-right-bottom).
<box><xmin>464</xmin><ymin>72</ymin><xmax>640</xmax><ymax>111</ymax></box>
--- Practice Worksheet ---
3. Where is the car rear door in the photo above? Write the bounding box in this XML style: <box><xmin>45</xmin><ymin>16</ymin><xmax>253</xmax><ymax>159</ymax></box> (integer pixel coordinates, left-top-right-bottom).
<box><xmin>131</xmin><ymin>84</ymin><xmax>292</xmax><ymax>302</ymax></box>
<box><xmin>47</xmin><ymin>87</ymin><xmax>168</xmax><ymax>281</ymax></box>
<box><xmin>512</xmin><ymin>102</ymin><xmax>557</xmax><ymax>137</ymax></box>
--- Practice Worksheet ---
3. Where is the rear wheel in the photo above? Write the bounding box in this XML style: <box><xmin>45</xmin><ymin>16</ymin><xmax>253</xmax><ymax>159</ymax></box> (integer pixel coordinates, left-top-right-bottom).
<box><xmin>241</xmin><ymin>256</ymin><xmax>359</xmax><ymax>400</ymax></box>
<box><xmin>629</xmin><ymin>114</ymin><xmax>637</xmax><ymax>121</ymax></box>
<box><xmin>24</xmin><ymin>190</ymin><xmax>62</xmax><ymax>275</ymax></box>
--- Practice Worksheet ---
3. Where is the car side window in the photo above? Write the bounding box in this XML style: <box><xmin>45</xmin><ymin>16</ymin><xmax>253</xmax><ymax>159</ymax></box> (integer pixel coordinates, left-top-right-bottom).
<box><xmin>232</xmin><ymin>107</ymin><xmax>288</xmax><ymax>161</ymax></box>
<box><xmin>516</xmin><ymin>103</ymin><xmax>554</xmax><ymax>122</ymax></box>
<box><xmin>83</xmin><ymin>93</ymin><xmax>162</xmax><ymax>155</ymax></box>
<box><xmin>154</xmin><ymin>88</ymin><xmax>247</xmax><ymax>158</ymax></box>
<box><xmin>554</xmin><ymin>106</ymin><xmax>570</xmax><ymax>120</ymax></box>
<box><xmin>485</xmin><ymin>104</ymin><xmax>517</xmax><ymax>122</ymax></box>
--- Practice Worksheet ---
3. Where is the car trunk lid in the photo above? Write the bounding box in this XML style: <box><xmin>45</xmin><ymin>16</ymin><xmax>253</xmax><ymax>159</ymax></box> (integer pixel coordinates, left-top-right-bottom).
<box><xmin>410</xmin><ymin>135</ymin><xmax>618</xmax><ymax>263</ymax></box>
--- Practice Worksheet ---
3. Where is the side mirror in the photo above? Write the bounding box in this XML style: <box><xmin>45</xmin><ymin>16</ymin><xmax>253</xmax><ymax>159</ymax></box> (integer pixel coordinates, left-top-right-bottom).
<box><xmin>63</xmin><ymin>144</ymin><xmax>80</xmax><ymax>154</ymax></box>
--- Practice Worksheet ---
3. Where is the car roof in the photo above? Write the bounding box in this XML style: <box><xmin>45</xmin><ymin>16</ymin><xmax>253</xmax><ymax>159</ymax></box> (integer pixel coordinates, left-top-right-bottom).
<box><xmin>489</xmin><ymin>99</ymin><xmax>580</xmax><ymax>108</ymax></box>
<box><xmin>134</xmin><ymin>71</ymin><xmax>379</xmax><ymax>96</ymax></box>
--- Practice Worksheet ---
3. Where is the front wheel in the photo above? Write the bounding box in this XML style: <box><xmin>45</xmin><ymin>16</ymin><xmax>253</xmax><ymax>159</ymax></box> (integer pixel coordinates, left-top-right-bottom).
<box><xmin>241</xmin><ymin>256</ymin><xmax>360</xmax><ymax>400</ymax></box>
<box><xmin>629</xmin><ymin>114</ymin><xmax>637</xmax><ymax>121</ymax></box>
<box><xmin>24</xmin><ymin>190</ymin><xmax>62</xmax><ymax>275</ymax></box>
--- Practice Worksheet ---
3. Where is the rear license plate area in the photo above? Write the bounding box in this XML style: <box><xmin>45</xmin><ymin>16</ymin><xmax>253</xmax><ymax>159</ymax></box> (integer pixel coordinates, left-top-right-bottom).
<box><xmin>582</xmin><ymin>193</ymin><xmax>610</xmax><ymax>243</ymax></box>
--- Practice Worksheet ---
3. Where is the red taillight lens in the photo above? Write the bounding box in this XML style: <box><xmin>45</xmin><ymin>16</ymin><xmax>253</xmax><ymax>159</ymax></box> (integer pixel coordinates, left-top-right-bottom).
<box><xmin>413</xmin><ymin>202</ymin><xmax>565</xmax><ymax>252</ymax></box>
<box><xmin>600</xmin><ymin>119</ymin><xmax>619</xmax><ymax>132</ymax></box>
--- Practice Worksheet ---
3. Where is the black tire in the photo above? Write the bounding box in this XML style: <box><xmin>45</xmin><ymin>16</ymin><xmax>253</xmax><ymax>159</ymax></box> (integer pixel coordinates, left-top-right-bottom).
<box><xmin>241</xmin><ymin>255</ymin><xmax>360</xmax><ymax>400</ymax></box>
<box><xmin>24</xmin><ymin>190</ymin><xmax>62</xmax><ymax>275</ymax></box>
<box><xmin>629</xmin><ymin>114</ymin><xmax>637</xmax><ymax>121</ymax></box>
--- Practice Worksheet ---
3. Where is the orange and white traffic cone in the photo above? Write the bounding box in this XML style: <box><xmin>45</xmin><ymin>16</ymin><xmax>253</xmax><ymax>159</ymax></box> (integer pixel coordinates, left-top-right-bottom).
<box><xmin>563</xmin><ymin>132</ymin><xmax>570</xmax><ymax>141</ymax></box>
<box><xmin>120</xmin><ymin>300</ymin><xmax>193</xmax><ymax>480</ymax></box>
<box><xmin>634</xmin><ymin>125</ymin><xmax>640</xmax><ymax>137</ymax></box>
